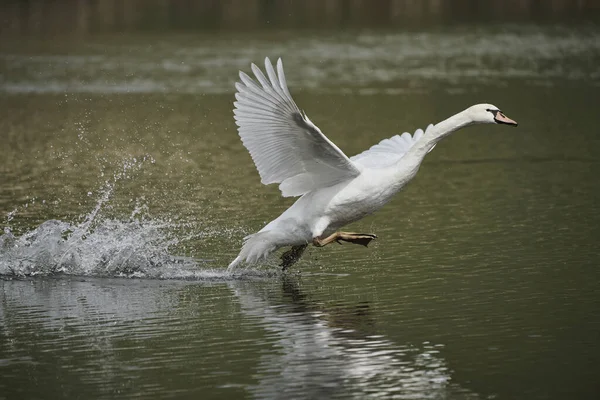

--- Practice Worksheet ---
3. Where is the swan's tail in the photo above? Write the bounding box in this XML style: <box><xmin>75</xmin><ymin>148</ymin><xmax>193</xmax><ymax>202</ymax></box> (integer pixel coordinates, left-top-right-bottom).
<box><xmin>227</xmin><ymin>231</ymin><xmax>280</xmax><ymax>271</ymax></box>
<box><xmin>227</xmin><ymin>256</ymin><xmax>243</xmax><ymax>270</ymax></box>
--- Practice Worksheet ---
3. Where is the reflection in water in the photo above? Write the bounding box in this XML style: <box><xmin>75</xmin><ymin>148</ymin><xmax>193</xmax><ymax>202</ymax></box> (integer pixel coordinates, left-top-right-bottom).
<box><xmin>0</xmin><ymin>278</ymin><xmax>179</xmax><ymax>399</ymax></box>
<box><xmin>1</xmin><ymin>0</ymin><xmax>598</xmax><ymax>34</ymax></box>
<box><xmin>0</xmin><ymin>278</ymin><xmax>239</xmax><ymax>399</ymax></box>
<box><xmin>0</xmin><ymin>276</ymin><xmax>477</xmax><ymax>399</ymax></box>
<box><xmin>231</xmin><ymin>277</ymin><xmax>478</xmax><ymax>399</ymax></box>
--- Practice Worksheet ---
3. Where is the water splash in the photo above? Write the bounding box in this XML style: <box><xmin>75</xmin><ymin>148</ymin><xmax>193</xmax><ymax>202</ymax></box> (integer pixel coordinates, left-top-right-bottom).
<box><xmin>0</xmin><ymin>158</ymin><xmax>274</xmax><ymax>281</ymax></box>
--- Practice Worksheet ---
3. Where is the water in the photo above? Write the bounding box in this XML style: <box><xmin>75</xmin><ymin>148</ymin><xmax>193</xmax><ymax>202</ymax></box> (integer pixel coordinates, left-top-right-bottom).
<box><xmin>1</xmin><ymin>24</ymin><xmax>600</xmax><ymax>399</ymax></box>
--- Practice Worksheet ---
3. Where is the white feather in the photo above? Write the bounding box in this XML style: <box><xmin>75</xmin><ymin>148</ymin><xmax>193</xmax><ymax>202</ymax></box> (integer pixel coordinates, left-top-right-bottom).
<box><xmin>234</xmin><ymin>57</ymin><xmax>361</xmax><ymax>197</ymax></box>
<box><xmin>350</xmin><ymin>124</ymin><xmax>436</xmax><ymax>169</ymax></box>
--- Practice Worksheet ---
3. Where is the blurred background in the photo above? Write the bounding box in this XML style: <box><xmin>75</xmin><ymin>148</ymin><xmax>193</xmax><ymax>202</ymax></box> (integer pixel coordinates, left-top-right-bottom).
<box><xmin>1</xmin><ymin>2</ymin><xmax>600</xmax><ymax>400</ymax></box>
<box><xmin>1</xmin><ymin>0</ymin><xmax>600</xmax><ymax>33</ymax></box>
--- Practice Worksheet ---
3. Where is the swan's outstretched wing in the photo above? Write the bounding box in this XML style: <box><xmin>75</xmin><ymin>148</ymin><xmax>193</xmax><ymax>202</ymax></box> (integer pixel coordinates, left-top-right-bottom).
<box><xmin>234</xmin><ymin>57</ymin><xmax>361</xmax><ymax>197</ymax></box>
<box><xmin>350</xmin><ymin>125</ymin><xmax>436</xmax><ymax>169</ymax></box>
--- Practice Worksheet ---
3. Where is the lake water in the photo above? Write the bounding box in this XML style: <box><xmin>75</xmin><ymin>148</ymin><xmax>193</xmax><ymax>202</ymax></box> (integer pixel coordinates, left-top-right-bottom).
<box><xmin>1</xmin><ymin>25</ymin><xmax>600</xmax><ymax>399</ymax></box>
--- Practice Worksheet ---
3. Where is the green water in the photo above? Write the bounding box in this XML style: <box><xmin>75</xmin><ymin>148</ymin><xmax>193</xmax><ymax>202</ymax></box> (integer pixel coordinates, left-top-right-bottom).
<box><xmin>1</xmin><ymin>26</ymin><xmax>600</xmax><ymax>399</ymax></box>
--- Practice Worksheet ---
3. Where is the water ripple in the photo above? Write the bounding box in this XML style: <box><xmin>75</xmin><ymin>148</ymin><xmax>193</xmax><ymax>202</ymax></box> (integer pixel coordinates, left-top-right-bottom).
<box><xmin>1</xmin><ymin>26</ymin><xmax>599</xmax><ymax>94</ymax></box>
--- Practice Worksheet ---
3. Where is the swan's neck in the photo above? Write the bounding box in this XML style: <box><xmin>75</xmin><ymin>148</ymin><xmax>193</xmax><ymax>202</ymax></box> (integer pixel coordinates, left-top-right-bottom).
<box><xmin>412</xmin><ymin>109</ymin><xmax>474</xmax><ymax>157</ymax></box>
<box><xmin>391</xmin><ymin>109</ymin><xmax>474</xmax><ymax>192</ymax></box>
<box><xmin>428</xmin><ymin>110</ymin><xmax>472</xmax><ymax>146</ymax></box>
<box><xmin>386</xmin><ymin>109</ymin><xmax>476</xmax><ymax>194</ymax></box>
<box><xmin>389</xmin><ymin>109</ymin><xmax>474</xmax><ymax>188</ymax></box>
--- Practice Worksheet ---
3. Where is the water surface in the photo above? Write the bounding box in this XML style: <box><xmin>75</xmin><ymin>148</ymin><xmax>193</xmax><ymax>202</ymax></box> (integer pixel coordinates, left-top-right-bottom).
<box><xmin>1</xmin><ymin>25</ymin><xmax>600</xmax><ymax>399</ymax></box>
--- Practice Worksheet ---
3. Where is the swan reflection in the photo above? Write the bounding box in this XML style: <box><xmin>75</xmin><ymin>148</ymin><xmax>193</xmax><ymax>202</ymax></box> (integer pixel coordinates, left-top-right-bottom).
<box><xmin>230</xmin><ymin>277</ymin><xmax>478</xmax><ymax>399</ymax></box>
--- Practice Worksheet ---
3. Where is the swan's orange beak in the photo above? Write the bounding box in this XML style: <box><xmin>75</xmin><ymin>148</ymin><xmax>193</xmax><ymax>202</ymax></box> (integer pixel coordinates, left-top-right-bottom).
<box><xmin>494</xmin><ymin>112</ymin><xmax>518</xmax><ymax>126</ymax></box>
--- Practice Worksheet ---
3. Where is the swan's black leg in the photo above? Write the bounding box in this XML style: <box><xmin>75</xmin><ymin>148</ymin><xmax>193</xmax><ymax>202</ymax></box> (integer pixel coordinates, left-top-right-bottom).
<box><xmin>280</xmin><ymin>244</ymin><xmax>308</xmax><ymax>271</ymax></box>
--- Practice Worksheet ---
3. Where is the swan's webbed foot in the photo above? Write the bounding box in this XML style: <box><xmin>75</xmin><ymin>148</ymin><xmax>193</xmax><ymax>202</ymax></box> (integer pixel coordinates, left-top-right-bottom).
<box><xmin>337</xmin><ymin>232</ymin><xmax>378</xmax><ymax>247</ymax></box>
<box><xmin>280</xmin><ymin>244</ymin><xmax>308</xmax><ymax>271</ymax></box>
<box><xmin>313</xmin><ymin>232</ymin><xmax>377</xmax><ymax>248</ymax></box>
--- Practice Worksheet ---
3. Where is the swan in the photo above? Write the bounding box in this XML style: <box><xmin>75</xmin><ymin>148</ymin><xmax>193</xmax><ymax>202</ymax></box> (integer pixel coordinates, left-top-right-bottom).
<box><xmin>227</xmin><ymin>58</ymin><xmax>517</xmax><ymax>270</ymax></box>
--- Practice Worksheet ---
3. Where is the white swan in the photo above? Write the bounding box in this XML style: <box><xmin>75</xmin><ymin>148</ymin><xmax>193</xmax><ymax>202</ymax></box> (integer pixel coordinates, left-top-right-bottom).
<box><xmin>227</xmin><ymin>58</ymin><xmax>517</xmax><ymax>270</ymax></box>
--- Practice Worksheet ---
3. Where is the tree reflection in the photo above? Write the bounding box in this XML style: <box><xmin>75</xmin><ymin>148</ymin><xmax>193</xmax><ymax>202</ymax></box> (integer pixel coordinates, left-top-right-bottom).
<box><xmin>1</xmin><ymin>0</ymin><xmax>598</xmax><ymax>36</ymax></box>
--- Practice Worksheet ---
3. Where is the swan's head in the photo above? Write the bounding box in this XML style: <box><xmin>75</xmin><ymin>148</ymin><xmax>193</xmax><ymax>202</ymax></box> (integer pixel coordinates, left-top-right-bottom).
<box><xmin>468</xmin><ymin>104</ymin><xmax>518</xmax><ymax>126</ymax></box>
